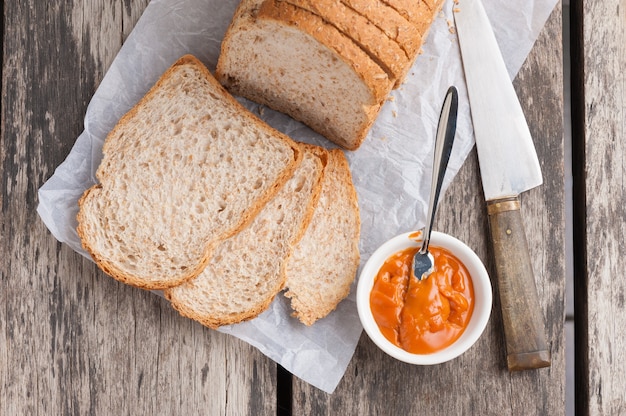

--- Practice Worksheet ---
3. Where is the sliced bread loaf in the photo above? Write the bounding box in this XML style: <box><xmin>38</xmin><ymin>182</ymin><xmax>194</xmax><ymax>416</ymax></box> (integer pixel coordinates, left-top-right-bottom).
<box><xmin>77</xmin><ymin>55</ymin><xmax>300</xmax><ymax>290</ymax></box>
<box><xmin>284</xmin><ymin>149</ymin><xmax>361</xmax><ymax>326</ymax></box>
<box><xmin>165</xmin><ymin>144</ymin><xmax>326</xmax><ymax>328</ymax></box>
<box><xmin>279</xmin><ymin>0</ymin><xmax>411</xmax><ymax>86</ymax></box>
<box><xmin>340</xmin><ymin>0</ymin><xmax>423</xmax><ymax>59</ymax></box>
<box><xmin>215</xmin><ymin>0</ymin><xmax>391</xmax><ymax>150</ymax></box>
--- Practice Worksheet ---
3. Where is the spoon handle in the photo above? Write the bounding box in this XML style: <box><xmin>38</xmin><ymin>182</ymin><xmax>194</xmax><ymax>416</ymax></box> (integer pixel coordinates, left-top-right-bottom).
<box><xmin>421</xmin><ymin>86</ymin><xmax>459</xmax><ymax>254</ymax></box>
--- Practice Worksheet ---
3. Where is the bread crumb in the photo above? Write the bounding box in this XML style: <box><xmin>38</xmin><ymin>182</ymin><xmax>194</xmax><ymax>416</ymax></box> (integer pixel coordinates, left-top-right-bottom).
<box><xmin>386</xmin><ymin>95</ymin><xmax>396</xmax><ymax>102</ymax></box>
<box><xmin>447</xmin><ymin>19</ymin><xmax>456</xmax><ymax>34</ymax></box>
<box><xmin>392</xmin><ymin>110</ymin><xmax>398</xmax><ymax>118</ymax></box>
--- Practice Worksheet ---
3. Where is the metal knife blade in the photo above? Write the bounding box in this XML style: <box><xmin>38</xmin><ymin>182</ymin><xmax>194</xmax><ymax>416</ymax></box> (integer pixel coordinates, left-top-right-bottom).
<box><xmin>454</xmin><ymin>0</ymin><xmax>542</xmax><ymax>201</ymax></box>
<box><xmin>454</xmin><ymin>0</ymin><xmax>551</xmax><ymax>371</ymax></box>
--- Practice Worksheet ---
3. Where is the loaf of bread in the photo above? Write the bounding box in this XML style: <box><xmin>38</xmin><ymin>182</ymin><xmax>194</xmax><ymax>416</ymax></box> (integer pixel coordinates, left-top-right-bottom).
<box><xmin>216</xmin><ymin>0</ymin><xmax>391</xmax><ymax>150</ymax></box>
<box><xmin>77</xmin><ymin>55</ymin><xmax>300</xmax><ymax>290</ymax></box>
<box><xmin>165</xmin><ymin>144</ymin><xmax>326</xmax><ymax>328</ymax></box>
<box><xmin>216</xmin><ymin>0</ymin><xmax>442</xmax><ymax>149</ymax></box>
<box><xmin>283</xmin><ymin>149</ymin><xmax>361</xmax><ymax>325</ymax></box>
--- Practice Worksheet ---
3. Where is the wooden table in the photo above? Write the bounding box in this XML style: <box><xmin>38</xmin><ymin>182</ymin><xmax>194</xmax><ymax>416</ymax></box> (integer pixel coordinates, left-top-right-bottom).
<box><xmin>1</xmin><ymin>0</ymin><xmax>623</xmax><ymax>414</ymax></box>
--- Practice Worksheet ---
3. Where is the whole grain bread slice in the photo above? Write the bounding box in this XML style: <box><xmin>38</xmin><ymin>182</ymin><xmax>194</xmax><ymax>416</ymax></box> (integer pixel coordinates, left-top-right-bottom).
<box><xmin>164</xmin><ymin>144</ymin><xmax>326</xmax><ymax>328</ymax></box>
<box><xmin>216</xmin><ymin>0</ymin><xmax>391</xmax><ymax>150</ymax></box>
<box><xmin>381</xmin><ymin>0</ymin><xmax>436</xmax><ymax>34</ymax></box>
<box><xmin>279</xmin><ymin>0</ymin><xmax>411</xmax><ymax>86</ymax></box>
<box><xmin>77</xmin><ymin>55</ymin><xmax>300</xmax><ymax>290</ymax></box>
<box><xmin>284</xmin><ymin>149</ymin><xmax>361</xmax><ymax>326</ymax></box>
<box><xmin>421</xmin><ymin>0</ymin><xmax>437</xmax><ymax>11</ymax></box>
<box><xmin>340</xmin><ymin>0</ymin><xmax>423</xmax><ymax>59</ymax></box>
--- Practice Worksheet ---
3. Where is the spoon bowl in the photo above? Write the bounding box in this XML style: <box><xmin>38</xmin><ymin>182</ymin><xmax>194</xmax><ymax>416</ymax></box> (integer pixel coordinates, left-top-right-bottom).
<box><xmin>412</xmin><ymin>249</ymin><xmax>434</xmax><ymax>280</ymax></box>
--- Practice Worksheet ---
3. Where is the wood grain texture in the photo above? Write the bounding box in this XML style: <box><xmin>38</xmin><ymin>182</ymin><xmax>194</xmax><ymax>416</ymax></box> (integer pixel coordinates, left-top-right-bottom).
<box><xmin>1</xmin><ymin>0</ymin><xmax>570</xmax><ymax>414</ymax></box>
<box><xmin>1</xmin><ymin>1</ymin><xmax>276</xmax><ymax>414</ymax></box>
<box><xmin>572</xmin><ymin>0</ymin><xmax>626</xmax><ymax>414</ymax></box>
<box><xmin>487</xmin><ymin>198</ymin><xmax>551</xmax><ymax>371</ymax></box>
<box><xmin>290</xmin><ymin>4</ymin><xmax>565</xmax><ymax>415</ymax></box>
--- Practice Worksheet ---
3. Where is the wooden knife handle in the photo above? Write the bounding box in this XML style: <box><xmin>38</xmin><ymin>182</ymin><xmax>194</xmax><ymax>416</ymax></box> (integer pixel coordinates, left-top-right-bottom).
<box><xmin>487</xmin><ymin>197</ymin><xmax>551</xmax><ymax>371</ymax></box>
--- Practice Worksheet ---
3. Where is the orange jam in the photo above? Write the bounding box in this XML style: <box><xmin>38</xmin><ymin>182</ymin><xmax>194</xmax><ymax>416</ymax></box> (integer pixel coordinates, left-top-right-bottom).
<box><xmin>369</xmin><ymin>246</ymin><xmax>474</xmax><ymax>354</ymax></box>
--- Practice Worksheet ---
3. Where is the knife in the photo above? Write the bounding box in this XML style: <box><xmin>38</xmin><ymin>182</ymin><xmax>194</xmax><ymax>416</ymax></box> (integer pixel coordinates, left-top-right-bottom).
<box><xmin>454</xmin><ymin>0</ymin><xmax>551</xmax><ymax>370</ymax></box>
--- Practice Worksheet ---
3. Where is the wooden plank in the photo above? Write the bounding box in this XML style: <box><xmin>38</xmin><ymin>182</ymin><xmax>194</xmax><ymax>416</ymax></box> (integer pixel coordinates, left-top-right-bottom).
<box><xmin>290</xmin><ymin>4</ymin><xmax>565</xmax><ymax>414</ymax></box>
<box><xmin>571</xmin><ymin>0</ymin><xmax>626</xmax><ymax>414</ymax></box>
<box><xmin>1</xmin><ymin>1</ymin><xmax>276</xmax><ymax>414</ymax></box>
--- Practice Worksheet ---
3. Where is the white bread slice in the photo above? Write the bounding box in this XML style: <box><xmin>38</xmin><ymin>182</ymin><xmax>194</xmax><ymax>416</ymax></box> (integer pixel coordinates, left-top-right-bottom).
<box><xmin>77</xmin><ymin>55</ymin><xmax>300</xmax><ymax>290</ymax></box>
<box><xmin>165</xmin><ymin>144</ymin><xmax>326</xmax><ymax>328</ymax></box>
<box><xmin>215</xmin><ymin>0</ymin><xmax>392</xmax><ymax>150</ymax></box>
<box><xmin>279</xmin><ymin>0</ymin><xmax>411</xmax><ymax>86</ymax></box>
<box><xmin>284</xmin><ymin>149</ymin><xmax>361</xmax><ymax>326</ymax></box>
<box><xmin>340</xmin><ymin>0</ymin><xmax>423</xmax><ymax>59</ymax></box>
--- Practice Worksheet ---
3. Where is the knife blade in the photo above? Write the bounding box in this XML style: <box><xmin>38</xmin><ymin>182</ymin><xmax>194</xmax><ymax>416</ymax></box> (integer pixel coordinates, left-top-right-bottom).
<box><xmin>454</xmin><ymin>0</ymin><xmax>551</xmax><ymax>370</ymax></box>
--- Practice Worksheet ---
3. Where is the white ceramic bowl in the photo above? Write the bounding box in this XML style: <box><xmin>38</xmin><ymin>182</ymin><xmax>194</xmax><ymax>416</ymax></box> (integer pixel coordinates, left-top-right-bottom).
<box><xmin>357</xmin><ymin>231</ymin><xmax>492</xmax><ymax>365</ymax></box>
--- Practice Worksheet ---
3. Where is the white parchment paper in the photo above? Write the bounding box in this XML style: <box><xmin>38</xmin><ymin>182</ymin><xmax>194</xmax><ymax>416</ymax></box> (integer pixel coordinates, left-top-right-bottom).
<box><xmin>37</xmin><ymin>0</ymin><xmax>558</xmax><ymax>393</ymax></box>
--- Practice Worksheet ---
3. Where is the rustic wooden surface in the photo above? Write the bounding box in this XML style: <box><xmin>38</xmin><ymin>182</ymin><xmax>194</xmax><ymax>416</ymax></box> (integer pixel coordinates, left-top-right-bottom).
<box><xmin>0</xmin><ymin>0</ymin><xmax>577</xmax><ymax>414</ymax></box>
<box><xmin>571</xmin><ymin>0</ymin><xmax>626</xmax><ymax>415</ymax></box>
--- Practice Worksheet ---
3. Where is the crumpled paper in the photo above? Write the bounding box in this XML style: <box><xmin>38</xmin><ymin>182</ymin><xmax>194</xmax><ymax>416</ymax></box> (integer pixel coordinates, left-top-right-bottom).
<box><xmin>37</xmin><ymin>0</ymin><xmax>558</xmax><ymax>393</ymax></box>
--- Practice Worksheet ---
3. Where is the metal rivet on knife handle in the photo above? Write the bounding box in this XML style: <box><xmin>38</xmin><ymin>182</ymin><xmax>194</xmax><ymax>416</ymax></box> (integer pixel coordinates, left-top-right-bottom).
<box><xmin>486</xmin><ymin>198</ymin><xmax>520</xmax><ymax>214</ymax></box>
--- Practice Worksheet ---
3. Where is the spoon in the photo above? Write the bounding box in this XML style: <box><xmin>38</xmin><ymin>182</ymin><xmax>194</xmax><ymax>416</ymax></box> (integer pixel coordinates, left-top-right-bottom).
<box><xmin>411</xmin><ymin>86</ymin><xmax>459</xmax><ymax>281</ymax></box>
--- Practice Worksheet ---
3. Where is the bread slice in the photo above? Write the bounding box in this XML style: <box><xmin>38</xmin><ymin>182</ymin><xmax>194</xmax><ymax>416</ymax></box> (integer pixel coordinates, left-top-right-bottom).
<box><xmin>164</xmin><ymin>144</ymin><xmax>326</xmax><ymax>328</ymax></box>
<box><xmin>284</xmin><ymin>149</ymin><xmax>361</xmax><ymax>326</ymax></box>
<box><xmin>381</xmin><ymin>0</ymin><xmax>436</xmax><ymax>35</ymax></box>
<box><xmin>257</xmin><ymin>0</ymin><xmax>395</xmax><ymax>102</ymax></box>
<box><xmin>279</xmin><ymin>0</ymin><xmax>411</xmax><ymax>86</ymax></box>
<box><xmin>340</xmin><ymin>0</ymin><xmax>423</xmax><ymax>59</ymax></box>
<box><xmin>77</xmin><ymin>55</ymin><xmax>300</xmax><ymax>290</ymax></box>
<box><xmin>215</xmin><ymin>0</ymin><xmax>391</xmax><ymax>150</ymax></box>
<box><xmin>421</xmin><ymin>0</ymin><xmax>438</xmax><ymax>12</ymax></box>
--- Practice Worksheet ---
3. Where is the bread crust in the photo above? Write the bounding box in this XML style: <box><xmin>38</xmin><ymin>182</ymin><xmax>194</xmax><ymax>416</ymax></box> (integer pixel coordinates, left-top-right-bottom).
<box><xmin>288</xmin><ymin>143</ymin><xmax>328</xmax><ymax>245</ymax></box>
<box><xmin>381</xmin><ymin>0</ymin><xmax>435</xmax><ymax>34</ymax></box>
<box><xmin>77</xmin><ymin>55</ymin><xmax>300</xmax><ymax>290</ymax></box>
<box><xmin>340</xmin><ymin>0</ymin><xmax>423</xmax><ymax>58</ymax></box>
<box><xmin>283</xmin><ymin>149</ymin><xmax>361</xmax><ymax>325</ymax></box>
<box><xmin>279</xmin><ymin>0</ymin><xmax>411</xmax><ymax>86</ymax></box>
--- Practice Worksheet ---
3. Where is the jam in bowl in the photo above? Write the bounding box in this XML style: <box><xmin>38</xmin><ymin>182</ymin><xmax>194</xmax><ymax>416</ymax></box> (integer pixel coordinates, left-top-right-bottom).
<box><xmin>357</xmin><ymin>231</ymin><xmax>492</xmax><ymax>364</ymax></box>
